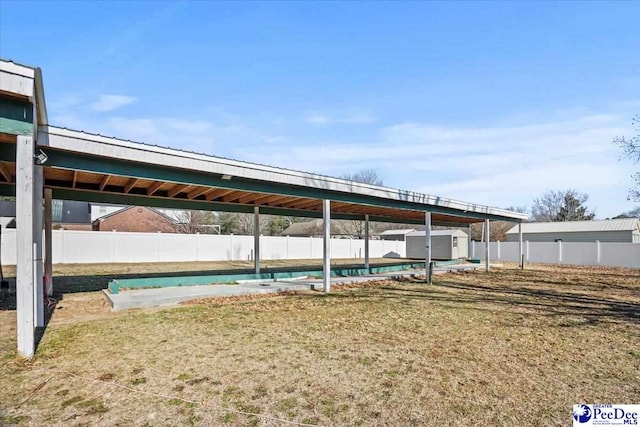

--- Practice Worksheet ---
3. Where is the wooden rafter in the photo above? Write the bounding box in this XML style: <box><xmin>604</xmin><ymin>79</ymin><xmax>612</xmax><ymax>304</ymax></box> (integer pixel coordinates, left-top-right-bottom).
<box><xmin>72</xmin><ymin>171</ymin><xmax>78</xmax><ymax>188</ymax></box>
<box><xmin>220</xmin><ymin>192</ymin><xmax>246</xmax><ymax>203</ymax></box>
<box><xmin>187</xmin><ymin>187</ymin><xmax>213</xmax><ymax>199</ymax></box>
<box><xmin>0</xmin><ymin>163</ymin><xmax>11</xmax><ymax>182</ymax></box>
<box><xmin>206</xmin><ymin>188</ymin><xmax>236</xmax><ymax>201</ymax></box>
<box><xmin>124</xmin><ymin>178</ymin><xmax>139</xmax><ymax>193</ymax></box>
<box><xmin>146</xmin><ymin>181</ymin><xmax>164</xmax><ymax>196</ymax></box>
<box><xmin>252</xmin><ymin>193</ymin><xmax>284</xmax><ymax>205</ymax></box>
<box><xmin>168</xmin><ymin>184</ymin><xmax>192</xmax><ymax>198</ymax></box>
<box><xmin>289</xmin><ymin>199</ymin><xmax>322</xmax><ymax>210</ymax></box>
<box><xmin>235</xmin><ymin>192</ymin><xmax>265</xmax><ymax>204</ymax></box>
<box><xmin>99</xmin><ymin>175</ymin><xmax>111</xmax><ymax>191</ymax></box>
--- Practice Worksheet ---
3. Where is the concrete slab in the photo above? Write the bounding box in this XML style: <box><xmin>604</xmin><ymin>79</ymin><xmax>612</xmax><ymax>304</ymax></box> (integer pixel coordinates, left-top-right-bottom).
<box><xmin>103</xmin><ymin>264</ymin><xmax>485</xmax><ymax>310</ymax></box>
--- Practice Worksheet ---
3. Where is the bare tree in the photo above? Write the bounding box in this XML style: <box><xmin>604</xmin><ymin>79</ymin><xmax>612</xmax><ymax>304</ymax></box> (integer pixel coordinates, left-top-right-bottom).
<box><xmin>173</xmin><ymin>210</ymin><xmax>218</xmax><ymax>234</ymax></box>
<box><xmin>342</xmin><ymin>168</ymin><xmax>383</xmax><ymax>187</ymax></box>
<box><xmin>340</xmin><ymin>169</ymin><xmax>383</xmax><ymax>237</ymax></box>
<box><xmin>531</xmin><ymin>189</ymin><xmax>594</xmax><ymax>222</ymax></box>
<box><xmin>614</xmin><ymin>115</ymin><xmax>640</xmax><ymax>201</ymax></box>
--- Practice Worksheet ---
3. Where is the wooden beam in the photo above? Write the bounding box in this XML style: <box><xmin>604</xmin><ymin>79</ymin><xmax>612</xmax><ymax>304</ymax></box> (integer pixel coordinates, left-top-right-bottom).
<box><xmin>72</xmin><ymin>171</ymin><xmax>78</xmax><ymax>188</ymax></box>
<box><xmin>124</xmin><ymin>178</ymin><xmax>139</xmax><ymax>193</ymax></box>
<box><xmin>146</xmin><ymin>181</ymin><xmax>164</xmax><ymax>196</ymax></box>
<box><xmin>289</xmin><ymin>199</ymin><xmax>322</xmax><ymax>210</ymax></box>
<box><xmin>235</xmin><ymin>192</ymin><xmax>265</xmax><ymax>204</ymax></box>
<box><xmin>252</xmin><ymin>193</ymin><xmax>285</xmax><ymax>205</ymax></box>
<box><xmin>168</xmin><ymin>183</ymin><xmax>191</xmax><ymax>198</ymax></box>
<box><xmin>278</xmin><ymin>198</ymin><xmax>317</xmax><ymax>209</ymax></box>
<box><xmin>268</xmin><ymin>197</ymin><xmax>305</xmax><ymax>208</ymax></box>
<box><xmin>220</xmin><ymin>191</ymin><xmax>246</xmax><ymax>203</ymax></box>
<box><xmin>99</xmin><ymin>174</ymin><xmax>111</xmax><ymax>191</ymax></box>
<box><xmin>187</xmin><ymin>186</ymin><xmax>213</xmax><ymax>200</ymax></box>
<box><xmin>0</xmin><ymin>163</ymin><xmax>11</xmax><ymax>182</ymax></box>
<box><xmin>206</xmin><ymin>188</ymin><xmax>236</xmax><ymax>201</ymax></box>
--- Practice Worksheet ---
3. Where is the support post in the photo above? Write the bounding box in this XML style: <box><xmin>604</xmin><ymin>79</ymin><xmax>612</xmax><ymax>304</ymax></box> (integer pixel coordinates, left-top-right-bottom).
<box><xmin>485</xmin><ymin>219</ymin><xmax>490</xmax><ymax>272</ymax></box>
<box><xmin>254</xmin><ymin>206</ymin><xmax>260</xmax><ymax>274</ymax></box>
<box><xmin>16</xmin><ymin>135</ymin><xmax>36</xmax><ymax>358</ymax></box>
<box><xmin>518</xmin><ymin>222</ymin><xmax>523</xmax><ymax>269</ymax></box>
<box><xmin>364</xmin><ymin>214</ymin><xmax>370</xmax><ymax>272</ymax></box>
<box><xmin>425</xmin><ymin>212</ymin><xmax>432</xmax><ymax>283</ymax></box>
<box><xmin>44</xmin><ymin>189</ymin><xmax>53</xmax><ymax>296</ymax></box>
<box><xmin>323</xmin><ymin>199</ymin><xmax>331</xmax><ymax>293</ymax></box>
<box><xmin>468</xmin><ymin>224</ymin><xmax>472</xmax><ymax>259</ymax></box>
<box><xmin>33</xmin><ymin>165</ymin><xmax>44</xmax><ymax>327</ymax></box>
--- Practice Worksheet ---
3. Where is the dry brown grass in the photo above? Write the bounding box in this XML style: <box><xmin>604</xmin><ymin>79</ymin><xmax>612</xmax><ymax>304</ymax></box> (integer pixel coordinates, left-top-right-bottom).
<box><xmin>1</xmin><ymin>264</ymin><xmax>638</xmax><ymax>426</ymax></box>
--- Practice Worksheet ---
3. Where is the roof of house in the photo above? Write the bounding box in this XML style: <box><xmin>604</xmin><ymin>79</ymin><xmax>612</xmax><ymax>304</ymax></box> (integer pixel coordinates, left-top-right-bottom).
<box><xmin>407</xmin><ymin>229</ymin><xmax>468</xmax><ymax>237</ymax></box>
<box><xmin>505</xmin><ymin>218</ymin><xmax>640</xmax><ymax>234</ymax></box>
<box><xmin>379</xmin><ymin>229</ymin><xmax>416</xmax><ymax>236</ymax></box>
<box><xmin>92</xmin><ymin>205</ymin><xmax>177</xmax><ymax>224</ymax></box>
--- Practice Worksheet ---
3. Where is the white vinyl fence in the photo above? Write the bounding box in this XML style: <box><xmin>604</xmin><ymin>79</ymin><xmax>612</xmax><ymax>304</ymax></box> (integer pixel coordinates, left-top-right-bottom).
<box><xmin>470</xmin><ymin>241</ymin><xmax>640</xmax><ymax>269</ymax></box>
<box><xmin>0</xmin><ymin>229</ymin><xmax>405</xmax><ymax>265</ymax></box>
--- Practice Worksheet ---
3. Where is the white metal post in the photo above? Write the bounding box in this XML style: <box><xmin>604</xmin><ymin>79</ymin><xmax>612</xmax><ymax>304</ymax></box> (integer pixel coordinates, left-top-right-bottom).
<box><xmin>364</xmin><ymin>214</ymin><xmax>370</xmax><ymax>271</ymax></box>
<box><xmin>16</xmin><ymin>135</ymin><xmax>36</xmax><ymax>358</ymax></box>
<box><xmin>33</xmin><ymin>165</ymin><xmax>44</xmax><ymax>327</ymax></box>
<box><xmin>323</xmin><ymin>199</ymin><xmax>331</xmax><ymax>293</ymax></box>
<box><xmin>425</xmin><ymin>212</ymin><xmax>432</xmax><ymax>283</ymax></box>
<box><xmin>485</xmin><ymin>219</ymin><xmax>490</xmax><ymax>272</ymax></box>
<box><xmin>44</xmin><ymin>189</ymin><xmax>53</xmax><ymax>296</ymax></box>
<box><xmin>254</xmin><ymin>206</ymin><xmax>260</xmax><ymax>274</ymax></box>
<box><xmin>468</xmin><ymin>224</ymin><xmax>472</xmax><ymax>258</ymax></box>
<box><xmin>518</xmin><ymin>222</ymin><xmax>523</xmax><ymax>268</ymax></box>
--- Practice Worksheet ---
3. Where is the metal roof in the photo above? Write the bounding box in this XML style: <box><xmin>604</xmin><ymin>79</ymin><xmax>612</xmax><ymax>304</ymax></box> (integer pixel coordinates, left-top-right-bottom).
<box><xmin>505</xmin><ymin>219</ymin><xmax>640</xmax><ymax>234</ymax></box>
<box><xmin>379</xmin><ymin>229</ymin><xmax>416</xmax><ymax>236</ymax></box>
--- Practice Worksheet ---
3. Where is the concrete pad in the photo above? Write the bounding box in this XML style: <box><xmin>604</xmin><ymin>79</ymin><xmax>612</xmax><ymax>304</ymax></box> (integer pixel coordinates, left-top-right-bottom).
<box><xmin>103</xmin><ymin>264</ymin><xmax>485</xmax><ymax>310</ymax></box>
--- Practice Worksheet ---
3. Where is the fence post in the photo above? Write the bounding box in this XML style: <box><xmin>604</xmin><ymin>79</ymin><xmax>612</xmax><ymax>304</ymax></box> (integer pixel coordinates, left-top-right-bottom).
<box><xmin>230</xmin><ymin>233</ymin><xmax>234</xmax><ymax>261</ymax></box>
<box><xmin>286</xmin><ymin>235</ymin><xmax>290</xmax><ymax>259</ymax></box>
<box><xmin>195</xmin><ymin>232</ymin><xmax>200</xmax><ymax>261</ymax></box>
<box><xmin>558</xmin><ymin>240</ymin><xmax>563</xmax><ymax>263</ymax></box>
<box><xmin>497</xmin><ymin>241</ymin><xmax>501</xmax><ymax>260</ymax></box>
<box><xmin>526</xmin><ymin>240</ymin><xmax>530</xmax><ymax>262</ymax></box>
<box><xmin>471</xmin><ymin>240</ymin><xmax>475</xmax><ymax>258</ymax></box>
<box><xmin>596</xmin><ymin>240</ymin><xmax>601</xmax><ymax>264</ymax></box>
<box><xmin>112</xmin><ymin>230</ymin><xmax>118</xmax><ymax>262</ymax></box>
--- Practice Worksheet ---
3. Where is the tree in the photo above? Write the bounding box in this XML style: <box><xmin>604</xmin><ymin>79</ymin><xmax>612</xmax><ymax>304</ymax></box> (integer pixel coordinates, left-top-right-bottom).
<box><xmin>614</xmin><ymin>115</ymin><xmax>640</xmax><ymax>201</ymax></box>
<box><xmin>342</xmin><ymin>168</ymin><xmax>383</xmax><ymax>187</ymax></box>
<box><xmin>531</xmin><ymin>189</ymin><xmax>595</xmax><ymax>222</ymax></box>
<box><xmin>341</xmin><ymin>169</ymin><xmax>383</xmax><ymax>237</ymax></box>
<box><xmin>172</xmin><ymin>210</ymin><xmax>218</xmax><ymax>234</ymax></box>
<box><xmin>613</xmin><ymin>206</ymin><xmax>640</xmax><ymax>218</ymax></box>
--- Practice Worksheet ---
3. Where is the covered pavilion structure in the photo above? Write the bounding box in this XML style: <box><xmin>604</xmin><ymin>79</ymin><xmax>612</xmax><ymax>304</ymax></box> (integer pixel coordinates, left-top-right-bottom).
<box><xmin>0</xmin><ymin>59</ymin><xmax>527</xmax><ymax>357</ymax></box>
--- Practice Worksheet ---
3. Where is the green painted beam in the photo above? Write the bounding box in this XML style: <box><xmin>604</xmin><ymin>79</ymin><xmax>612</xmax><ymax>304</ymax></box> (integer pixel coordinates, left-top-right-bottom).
<box><xmin>108</xmin><ymin>261</ymin><xmax>425</xmax><ymax>294</ymax></box>
<box><xmin>0</xmin><ymin>118</ymin><xmax>32</xmax><ymax>136</ymax></box>
<box><xmin>40</xmin><ymin>148</ymin><xmax>516</xmax><ymax>222</ymax></box>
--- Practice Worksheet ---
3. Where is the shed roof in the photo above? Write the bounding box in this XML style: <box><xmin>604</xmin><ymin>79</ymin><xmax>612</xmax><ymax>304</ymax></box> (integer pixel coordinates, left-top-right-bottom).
<box><xmin>407</xmin><ymin>229</ymin><xmax>468</xmax><ymax>237</ymax></box>
<box><xmin>505</xmin><ymin>218</ymin><xmax>640</xmax><ymax>234</ymax></box>
<box><xmin>379</xmin><ymin>229</ymin><xmax>416</xmax><ymax>236</ymax></box>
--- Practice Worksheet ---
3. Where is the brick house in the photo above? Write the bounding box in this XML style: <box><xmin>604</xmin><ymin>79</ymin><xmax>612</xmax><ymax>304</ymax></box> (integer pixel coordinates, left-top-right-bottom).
<box><xmin>92</xmin><ymin>206</ymin><xmax>177</xmax><ymax>233</ymax></box>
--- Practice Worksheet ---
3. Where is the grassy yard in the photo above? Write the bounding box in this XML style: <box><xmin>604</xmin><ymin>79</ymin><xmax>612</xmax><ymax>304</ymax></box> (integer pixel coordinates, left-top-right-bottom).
<box><xmin>1</xmin><ymin>264</ymin><xmax>638</xmax><ymax>426</ymax></box>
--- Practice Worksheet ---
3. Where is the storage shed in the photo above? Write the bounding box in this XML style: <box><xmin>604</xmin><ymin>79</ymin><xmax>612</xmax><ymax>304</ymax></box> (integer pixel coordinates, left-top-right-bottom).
<box><xmin>505</xmin><ymin>218</ymin><xmax>640</xmax><ymax>243</ymax></box>
<box><xmin>406</xmin><ymin>229</ymin><xmax>469</xmax><ymax>260</ymax></box>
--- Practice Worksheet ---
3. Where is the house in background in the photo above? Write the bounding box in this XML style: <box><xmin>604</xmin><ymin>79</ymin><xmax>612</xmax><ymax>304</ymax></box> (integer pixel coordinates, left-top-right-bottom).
<box><xmin>378</xmin><ymin>229</ymin><xmax>416</xmax><ymax>241</ymax></box>
<box><xmin>93</xmin><ymin>206</ymin><xmax>177</xmax><ymax>233</ymax></box>
<box><xmin>505</xmin><ymin>218</ymin><xmax>640</xmax><ymax>243</ymax></box>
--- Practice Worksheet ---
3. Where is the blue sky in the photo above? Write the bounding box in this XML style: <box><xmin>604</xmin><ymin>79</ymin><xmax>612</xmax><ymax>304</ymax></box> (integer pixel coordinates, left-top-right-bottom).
<box><xmin>1</xmin><ymin>1</ymin><xmax>639</xmax><ymax>218</ymax></box>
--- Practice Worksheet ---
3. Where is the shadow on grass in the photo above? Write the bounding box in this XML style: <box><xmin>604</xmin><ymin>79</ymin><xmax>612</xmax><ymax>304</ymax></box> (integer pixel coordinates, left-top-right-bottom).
<box><xmin>323</xmin><ymin>272</ymin><xmax>640</xmax><ymax>326</ymax></box>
